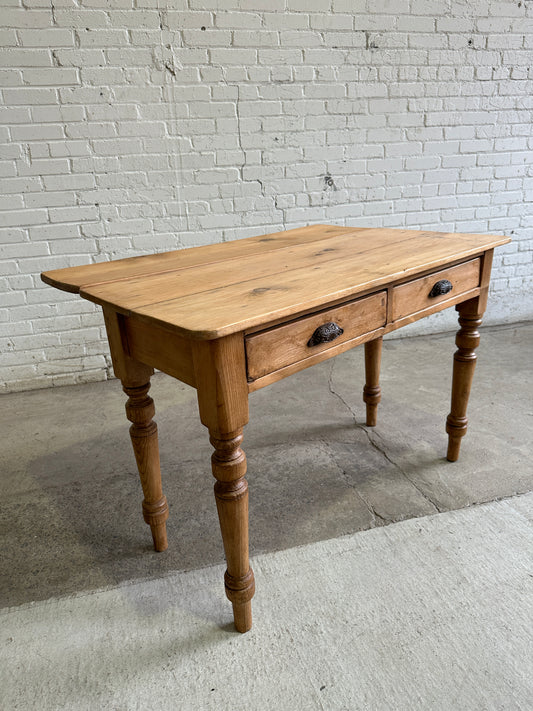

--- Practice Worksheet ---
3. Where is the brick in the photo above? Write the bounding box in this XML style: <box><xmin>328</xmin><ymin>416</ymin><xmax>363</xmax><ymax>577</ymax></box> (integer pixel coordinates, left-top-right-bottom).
<box><xmin>0</xmin><ymin>49</ymin><xmax>52</xmax><ymax>67</ymax></box>
<box><xmin>211</xmin><ymin>48</ymin><xmax>257</xmax><ymax>65</ymax></box>
<box><xmin>348</xmin><ymin>83</ymin><xmax>388</xmax><ymax>98</ymax></box>
<box><xmin>487</xmin><ymin>34</ymin><xmax>524</xmax><ymax>50</ymax></box>
<box><xmin>4</xmin><ymin>88</ymin><xmax>58</xmax><ymax>105</ymax></box>
<box><xmin>183</xmin><ymin>29</ymin><xmax>232</xmax><ymax>46</ymax></box>
<box><xmin>373</xmin><ymin>0</ymin><xmax>409</xmax><ymax>12</ymax></box>
<box><xmin>77</xmin><ymin>29</ymin><xmax>130</xmax><ymax>47</ymax></box>
<box><xmin>323</xmin><ymin>30</ymin><xmax>366</xmax><ymax>48</ymax></box>
<box><xmin>17</xmin><ymin>158</ymin><xmax>70</xmax><ymax>176</ymax></box>
<box><xmin>438</xmin><ymin>17</ymin><xmax>476</xmax><ymax>32</ymax></box>
<box><xmin>1</xmin><ymin>10</ymin><xmax>53</xmax><ymax>28</ymax></box>
<box><xmin>332</xmin><ymin>0</ymin><xmax>365</xmax><ymax>10</ymax></box>
<box><xmin>49</xmin><ymin>207</ymin><xmax>99</xmax><ymax>223</ymax></box>
<box><xmin>239</xmin><ymin>0</ymin><xmax>285</xmax><ymax>9</ymax></box>
<box><xmin>91</xmin><ymin>139</ymin><xmax>143</xmax><ymax>156</ymax></box>
<box><xmin>411</xmin><ymin>0</ymin><xmax>448</xmax><ymax>14</ymax></box>
<box><xmin>263</xmin><ymin>13</ymin><xmax>310</xmax><ymax>29</ymax></box>
<box><xmin>287</xmin><ymin>0</ymin><xmax>325</xmax><ymax>10</ymax></box>
<box><xmin>22</xmin><ymin>68</ymin><xmax>79</xmax><ymax>85</ymax></box>
<box><xmin>0</xmin><ymin>210</ymin><xmax>48</xmax><ymax>228</ymax></box>
<box><xmin>0</xmin><ymin>107</ymin><xmax>31</xmax><ymax>125</ymax></box>
<box><xmin>0</xmin><ymin>194</ymin><xmax>23</xmax><ymax>210</ymax></box>
<box><xmin>105</xmin><ymin>48</ymin><xmax>153</xmax><ymax>66</ymax></box>
<box><xmin>398</xmin><ymin>16</ymin><xmax>435</xmax><ymax>32</ymax></box>
<box><xmin>17</xmin><ymin>29</ymin><xmax>74</xmax><ymax>47</ymax></box>
<box><xmin>29</xmin><ymin>224</ymin><xmax>81</xmax><ymax>241</ymax></box>
<box><xmin>166</xmin><ymin>11</ymin><xmax>214</xmax><ymax>29</ymax></box>
<box><xmin>25</xmin><ymin>191</ymin><xmax>77</xmax><ymax>209</ymax></box>
<box><xmin>310</xmin><ymin>13</ymin><xmax>353</xmax><ymax>30</ymax></box>
<box><xmin>409</xmin><ymin>33</ymin><xmax>447</xmax><ymax>49</ymax></box>
<box><xmin>0</xmin><ymin>69</ymin><xmax>23</xmax><ymax>87</ymax></box>
<box><xmin>0</xmin><ymin>29</ymin><xmax>18</xmax><ymax>46</ymax></box>
<box><xmin>0</xmin><ymin>0</ymin><xmax>530</xmax><ymax>392</ymax></box>
<box><xmin>490</xmin><ymin>2</ymin><xmax>524</xmax><ymax>17</ymax></box>
<box><xmin>107</xmin><ymin>10</ymin><xmax>161</xmax><ymax>28</ymax></box>
<box><xmin>238</xmin><ymin>100</ymin><xmax>281</xmax><ymax>117</ymax></box>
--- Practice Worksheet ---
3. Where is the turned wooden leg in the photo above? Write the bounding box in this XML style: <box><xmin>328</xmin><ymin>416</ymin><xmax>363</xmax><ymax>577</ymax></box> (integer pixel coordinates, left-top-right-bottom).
<box><xmin>193</xmin><ymin>333</ymin><xmax>254</xmax><ymax>632</ymax></box>
<box><xmin>210</xmin><ymin>429</ymin><xmax>255</xmax><ymax>633</ymax></box>
<box><xmin>123</xmin><ymin>380</ymin><xmax>169</xmax><ymax>551</ymax></box>
<box><xmin>363</xmin><ymin>336</ymin><xmax>382</xmax><ymax>427</ymax></box>
<box><xmin>446</xmin><ymin>300</ymin><xmax>483</xmax><ymax>462</ymax></box>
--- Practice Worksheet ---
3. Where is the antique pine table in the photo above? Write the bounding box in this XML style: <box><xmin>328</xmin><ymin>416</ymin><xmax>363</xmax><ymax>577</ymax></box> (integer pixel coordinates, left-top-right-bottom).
<box><xmin>42</xmin><ymin>224</ymin><xmax>510</xmax><ymax>633</ymax></box>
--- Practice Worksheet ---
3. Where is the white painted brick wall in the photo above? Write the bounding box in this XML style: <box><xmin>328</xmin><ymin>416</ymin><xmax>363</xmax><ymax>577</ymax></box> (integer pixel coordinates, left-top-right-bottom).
<box><xmin>1</xmin><ymin>0</ymin><xmax>532</xmax><ymax>392</ymax></box>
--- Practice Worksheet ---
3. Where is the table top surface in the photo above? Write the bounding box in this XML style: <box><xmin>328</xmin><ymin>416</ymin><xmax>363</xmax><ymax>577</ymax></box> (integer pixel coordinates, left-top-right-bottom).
<box><xmin>42</xmin><ymin>224</ymin><xmax>510</xmax><ymax>339</ymax></box>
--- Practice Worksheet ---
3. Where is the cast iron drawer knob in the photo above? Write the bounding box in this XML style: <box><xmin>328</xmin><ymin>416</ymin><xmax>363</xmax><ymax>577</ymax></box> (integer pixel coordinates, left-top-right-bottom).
<box><xmin>307</xmin><ymin>322</ymin><xmax>344</xmax><ymax>347</ymax></box>
<box><xmin>429</xmin><ymin>279</ymin><xmax>453</xmax><ymax>298</ymax></box>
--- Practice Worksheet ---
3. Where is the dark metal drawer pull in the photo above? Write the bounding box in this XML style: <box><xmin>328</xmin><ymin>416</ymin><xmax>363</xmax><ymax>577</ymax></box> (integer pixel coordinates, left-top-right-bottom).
<box><xmin>429</xmin><ymin>279</ymin><xmax>453</xmax><ymax>298</ymax></box>
<box><xmin>307</xmin><ymin>322</ymin><xmax>344</xmax><ymax>347</ymax></box>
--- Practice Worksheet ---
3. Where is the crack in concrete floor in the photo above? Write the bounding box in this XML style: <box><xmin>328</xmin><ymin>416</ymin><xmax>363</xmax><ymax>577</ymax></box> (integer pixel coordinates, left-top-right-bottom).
<box><xmin>327</xmin><ymin>359</ymin><xmax>443</xmax><ymax>515</ymax></box>
<box><xmin>314</xmin><ymin>437</ymin><xmax>388</xmax><ymax>528</ymax></box>
<box><xmin>1</xmin><ymin>323</ymin><xmax>531</xmax><ymax>607</ymax></box>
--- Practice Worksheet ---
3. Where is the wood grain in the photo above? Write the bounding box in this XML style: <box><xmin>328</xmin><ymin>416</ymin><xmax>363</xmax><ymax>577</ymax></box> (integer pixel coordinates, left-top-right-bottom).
<box><xmin>210</xmin><ymin>429</ymin><xmax>254</xmax><ymax>633</ymax></box>
<box><xmin>477</xmin><ymin>249</ymin><xmax>494</xmax><ymax>314</ymax></box>
<box><xmin>41</xmin><ymin>225</ymin><xmax>510</xmax><ymax>634</ymax></box>
<box><xmin>446</xmin><ymin>298</ymin><xmax>483</xmax><ymax>462</ymax></box>
<box><xmin>103</xmin><ymin>307</ymin><xmax>169</xmax><ymax>552</ymax></box>
<box><xmin>123</xmin><ymin>381</ymin><xmax>169</xmax><ymax>552</ymax></box>
<box><xmin>193</xmin><ymin>333</ymin><xmax>254</xmax><ymax>633</ymax></box>
<box><xmin>363</xmin><ymin>337</ymin><xmax>383</xmax><ymax>427</ymax></box>
<box><xmin>123</xmin><ymin>317</ymin><xmax>196</xmax><ymax>387</ymax></box>
<box><xmin>247</xmin><ymin>327</ymin><xmax>386</xmax><ymax>392</ymax></box>
<box><xmin>42</xmin><ymin>226</ymin><xmax>510</xmax><ymax>340</ymax></box>
<box><xmin>75</xmin><ymin>228</ymin><xmax>411</xmax><ymax>313</ymax></box>
<box><xmin>391</xmin><ymin>258</ymin><xmax>480</xmax><ymax>321</ymax></box>
<box><xmin>116</xmin><ymin>233</ymin><xmax>506</xmax><ymax>339</ymax></box>
<box><xmin>40</xmin><ymin>224</ymin><xmax>352</xmax><ymax>294</ymax></box>
<box><xmin>246</xmin><ymin>291</ymin><xmax>386</xmax><ymax>381</ymax></box>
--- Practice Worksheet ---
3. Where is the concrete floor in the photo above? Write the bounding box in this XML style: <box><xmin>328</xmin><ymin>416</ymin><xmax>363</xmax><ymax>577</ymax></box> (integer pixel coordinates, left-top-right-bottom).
<box><xmin>1</xmin><ymin>494</ymin><xmax>532</xmax><ymax>710</ymax></box>
<box><xmin>1</xmin><ymin>322</ymin><xmax>531</xmax><ymax>609</ymax></box>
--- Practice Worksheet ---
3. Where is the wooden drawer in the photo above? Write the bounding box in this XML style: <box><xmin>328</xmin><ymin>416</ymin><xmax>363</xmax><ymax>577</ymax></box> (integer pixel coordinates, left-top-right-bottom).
<box><xmin>391</xmin><ymin>259</ymin><xmax>481</xmax><ymax>322</ymax></box>
<box><xmin>246</xmin><ymin>291</ymin><xmax>386</xmax><ymax>381</ymax></box>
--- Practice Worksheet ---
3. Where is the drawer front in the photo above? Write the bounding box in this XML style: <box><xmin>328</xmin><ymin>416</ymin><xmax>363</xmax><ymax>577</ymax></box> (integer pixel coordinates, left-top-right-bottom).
<box><xmin>391</xmin><ymin>259</ymin><xmax>481</xmax><ymax>322</ymax></box>
<box><xmin>246</xmin><ymin>291</ymin><xmax>386</xmax><ymax>381</ymax></box>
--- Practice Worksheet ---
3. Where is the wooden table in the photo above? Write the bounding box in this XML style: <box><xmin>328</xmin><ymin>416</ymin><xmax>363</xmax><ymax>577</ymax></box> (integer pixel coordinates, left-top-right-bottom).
<box><xmin>42</xmin><ymin>224</ymin><xmax>510</xmax><ymax>633</ymax></box>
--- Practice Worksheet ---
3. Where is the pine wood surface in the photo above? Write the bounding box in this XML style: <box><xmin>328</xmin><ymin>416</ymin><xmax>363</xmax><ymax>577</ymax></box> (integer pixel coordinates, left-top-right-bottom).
<box><xmin>103</xmin><ymin>308</ymin><xmax>169</xmax><ymax>552</ymax></box>
<box><xmin>40</xmin><ymin>224</ymin><xmax>349</xmax><ymax>294</ymax></box>
<box><xmin>41</xmin><ymin>225</ymin><xmax>510</xmax><ymax>340</ymax></box>
<box><xmin>363</xmin><ymin>337</ymin><xmax>383</xmax><ymax>427</ymax></box>
<box><xmin>246</xmin><ymin>290</ymin><xmax>386</xmax><ymax>381</ymax></box>
<box><xmin>192</xmin><ymin>334</ymin><xmax>254</xmax><ymax>633</ymax></box>
<box><xmin>41</xmin><ymin>225</ymin><xmax>510</xmax><ymax>634</ymax></box>
<box><xmin>446</xmin><ymin>298</ymin><xmax>484</xmax><ymax>462</ymax></box>
<box><xmin>391</xmin><ymin>258</ymin><xmax>481</xmax><ymax>321</ymax></box>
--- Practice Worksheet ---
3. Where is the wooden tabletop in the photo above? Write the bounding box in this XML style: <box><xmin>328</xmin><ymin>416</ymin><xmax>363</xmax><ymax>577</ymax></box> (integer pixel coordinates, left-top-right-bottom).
<box><xmin>41</xmin><ymin>224</ymin><xmax>510</xmax><ymax>339</ymax></box>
